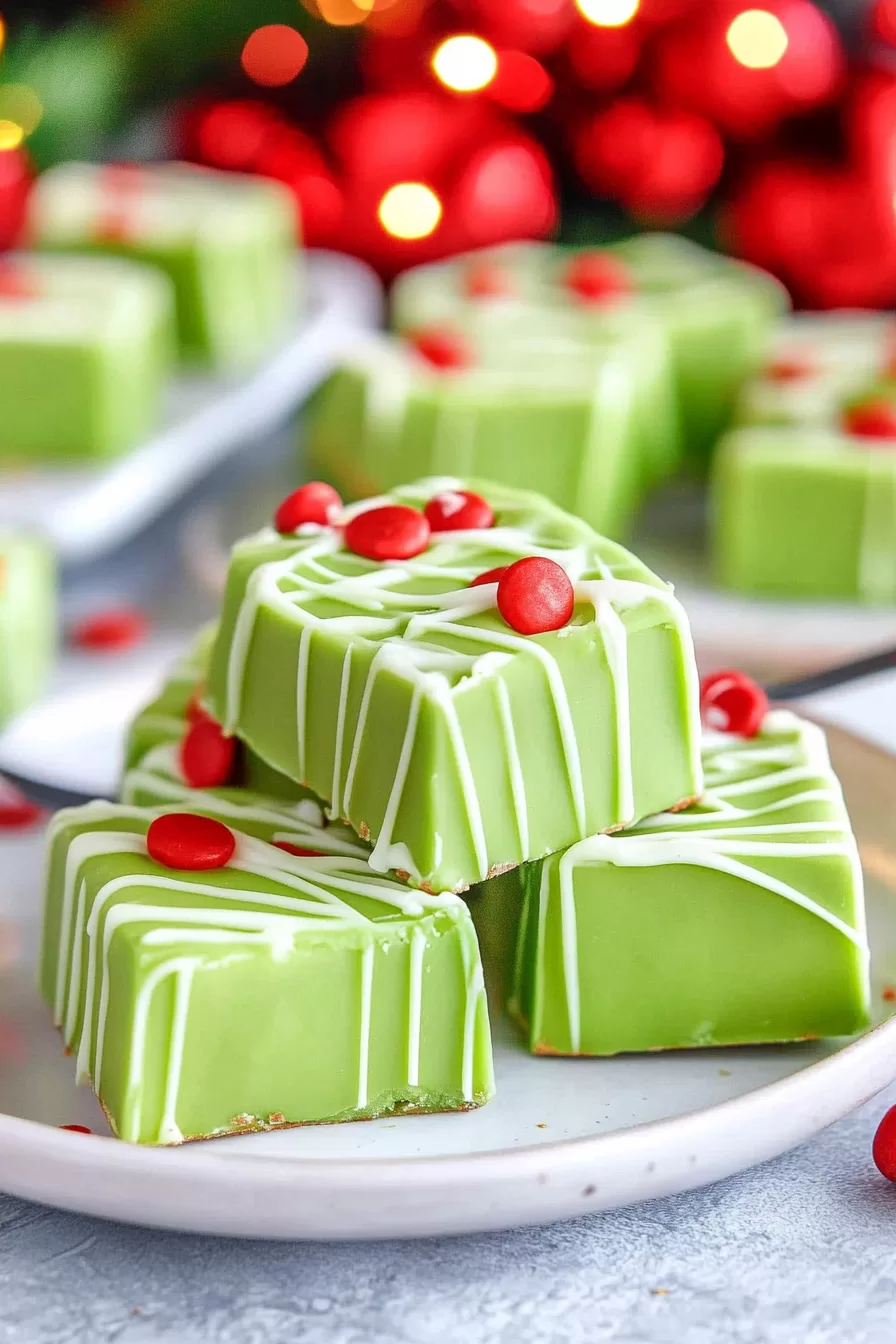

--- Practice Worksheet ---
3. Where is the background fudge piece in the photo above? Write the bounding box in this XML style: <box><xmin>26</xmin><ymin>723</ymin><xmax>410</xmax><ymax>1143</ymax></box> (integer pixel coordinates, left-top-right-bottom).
<box><xmin>712</xmin><ymin>426</ymin><xmax>896</xmax><ymax>602</ymax></box>
<box><xmin>29</xmin><ymin>161</ymin><xmax>296</xmax><ymax>369</ymax></box>
<box><xmin>206</xmin><ymin>476</ymin><xmax>703</xmax><ymax>894</ymax></box>
<box><xmin>0</xmin><ymin>530</ymin><xmax>56</xmax><ymax>729</ymax></box>
<box><xmin>306</xmin><ymin>333</ymin><xmax>651</xmax><ymax>541</ymax></box>
<box><xmin>734</xmin><ymin>311</ymin><xmax>896</xmax><ymax>430</ymax></box>
<box><xmin>507</xmin><ymin>711</ymin><xmax>869</xmax><ymax>1056</ymax></box>
<box><xmin>41</xmin><ymin>803</ymin><xmax>493</xmax><ymax>1144</ymax></box>
<box><xmin>0</xmin><ymin>253</ymin><xmax>173</xmax><ymax>461</ymax></box>
<box><xmin>391</xmin><ymin>235</ymin><xmax>787</xmax><ymax>466</ymax></box>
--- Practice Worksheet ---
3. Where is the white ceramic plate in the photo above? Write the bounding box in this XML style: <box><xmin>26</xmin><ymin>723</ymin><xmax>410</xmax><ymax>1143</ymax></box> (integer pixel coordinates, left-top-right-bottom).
<box><xmin>0</xmin><ymin>252</ymin><xmax>382</xmax><ymax>566</ymax></box>
<box><xmin>1</xmin><ymin>707</ymin><xmax>896</xmax><ymax>1239</ymax></box>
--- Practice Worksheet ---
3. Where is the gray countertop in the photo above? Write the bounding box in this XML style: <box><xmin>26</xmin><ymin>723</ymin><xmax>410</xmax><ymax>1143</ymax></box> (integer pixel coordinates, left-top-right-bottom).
<box><xmin>2</xmin><ymin>1083</ymin><xmax>896</xmax><ymax>1344</ymax></box>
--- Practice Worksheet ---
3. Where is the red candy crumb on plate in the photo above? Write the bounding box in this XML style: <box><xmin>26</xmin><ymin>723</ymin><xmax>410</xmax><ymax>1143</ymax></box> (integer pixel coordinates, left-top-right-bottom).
<box><xmin>344</xmin><ymin>505</ymin><xmax>430</xmax><ymax>562</ymax></box>
<box><xmin>699</xmin><ymin>670</ymin><xmax>768</xmax><ymax>737</ymax></box>
<box><xmin>873</xmin><ymin>1106</ymin><xmax>896</xmax><ymax>1180</ymax></box>
<box><xmin>0</xmin><ymin>797</ymin><xmax>44</xmax><ymax>829</ymax></box>
<box><xmin>274</xmin><ymin>481</ymin><xmax>342</xmax><ymax>532</ymax></box>
<box><xmin>147</xmin><ymin>813</ymin><xmax>236</xmax><ymax>871</ymax></box>
<box><xmin>180</xmin><ymin>718</ymin><xmax>237</xmax><ymax>789</ymax></box>
<box><xmin>425</xmin><ymin>490</ymin><xmax>494</xmax><ymax>532</ymax></box>
<box><xmin>842</xmin><ymin>399</ymin><xmax>896</xmax><ymax>440</ymax></box>
<box><xmin>764</xmin><ymin>355</ymin><xmax>815</xmax><ymax>382</ymax></box>
<box><xmin>564</xmin><ymin>252</ymin><xmax>632</xmax><ymax>305</ymax></box>
<box><xmin>464</xmin><ymin>261</ymin><xmax>511</xmax><ymax>299</ymax></box>
<box><xmin>69</xmin><ymin>608</ymin><xmax>148</xmax><ymax>652</ymax></box>
<box><xmin>497</xmin><ymin>557</ymin><xmax>575</xmax><ymax>635</ymax></box>
<box><xmin>59</xmin><ymin>1124</ymin><xmax>92</xmax><ymax>1134</ymax></box>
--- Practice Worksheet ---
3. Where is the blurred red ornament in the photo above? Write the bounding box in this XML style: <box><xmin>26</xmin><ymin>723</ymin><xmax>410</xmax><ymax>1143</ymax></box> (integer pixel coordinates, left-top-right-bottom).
<box><xmin>727</xmin><ymin>159</ymin><xmax>896</xmax><ymax>308</ymax></box>
<box><xmin>453</xmin><ymin>0</ymin><xmax>575</xmax><ymax>54</ymax></box>
<box><xmin>0</xmin><ymin>149</ymin><xmax>31</xmax><ymax>250</ymax></box>
<box><xmin>653</xmin><ymin>0</ymin><xmax>844</xmax><ymax>140</ymax></box>
<box><xmin>568</xmin><ymin>21</ymin><xmax>641</xmax><ymax>92</ymax></box>
<box><xmin>489</xmin><ymin>49</ymin><xmax>554</xmax><ymax>111</ymax></box>
<box><xmin>574</xmin><ymin>98</ymin><xmax>723</xmax><ymax>222</ymax></box>
<box><xmin>869</xmin><ymin>0</ymin><xmax>896</xmax><ymax>46</ymax></box>
<box><xmin>241</xmin><ymin>25</ymin><xmax>309</xmax><ymax>88</ymax></box>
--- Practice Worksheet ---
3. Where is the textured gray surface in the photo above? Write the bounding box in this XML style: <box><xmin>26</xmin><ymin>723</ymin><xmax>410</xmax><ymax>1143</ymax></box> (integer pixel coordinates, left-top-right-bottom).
<box><xmin>2</xmin><ymin>1083</ymin><xmax>896</xmax><ymax>1344</ymax></box>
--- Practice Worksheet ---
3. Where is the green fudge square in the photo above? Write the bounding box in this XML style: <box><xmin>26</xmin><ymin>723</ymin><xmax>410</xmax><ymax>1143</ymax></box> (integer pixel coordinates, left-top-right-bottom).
<box><xmin>734</xmin><ymin>312</ymin><xmax>894</xmax><ymax>430</ymax></box>
<box><xmin>712</xmin><ymin>427</ymin><xmax>896</xmax><ymax>602</ymax></box>
<box><xmin>0</xmin><ymin>530</ymin><xmax>56</xmax><ymax>727</ymax></box>
<box><xmin>29</xmin><ymin>162</ymin><xmax>296</xmax><ymax>369</ymax></box>
<box><xmin>391</xmin><ymin>236</ymin><xmax>787</xmax><ymax>466</ymax></box>
<box><xmin>306</xmin><ymin>333</ymin><xmax>649</xmax><ymax>540</ymax></box>
<box><xmin>206</xmin><ymin>477</ymin><xmax>703</xmax><ymax>894</ymax></box>
<box><xmin>505</xmin><ymin>711</ymin><xmax>870</xmax><ymax>1054</ymax></box>
<box><xmin>40</xmin><ymin>802</ymin><xmax>493</xmax><ymax>1143</ymax></box>
<box><xmin>0</xmin><ymin>253</ymin><xmax>173</xmax><ymax>461</ymax></box>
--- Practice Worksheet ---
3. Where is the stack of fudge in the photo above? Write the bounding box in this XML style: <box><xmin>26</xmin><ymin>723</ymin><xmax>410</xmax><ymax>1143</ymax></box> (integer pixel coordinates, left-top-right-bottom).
<box><xmin>40</xmin><ymin>477</ymin><xmax>870</xmax><ymax>1144</ymax></box>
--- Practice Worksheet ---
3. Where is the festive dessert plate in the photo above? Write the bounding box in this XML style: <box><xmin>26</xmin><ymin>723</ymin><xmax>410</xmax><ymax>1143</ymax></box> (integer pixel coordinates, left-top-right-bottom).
<box><xmin>0</xmin><ymin>251</ymin><xmax>382</xmax><ymax>566</ymax></box>
<box><xmin>0</xmin><ymin>716</ymin><xmax>895</xmax><ymax>1238</ymax></box>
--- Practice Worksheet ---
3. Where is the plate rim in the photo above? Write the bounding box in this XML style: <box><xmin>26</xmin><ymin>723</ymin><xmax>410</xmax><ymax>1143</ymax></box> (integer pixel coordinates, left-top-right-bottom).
<box><xmin>0</xmin><ymin>717</ymin><xmax>893</xmax><ymax>1239</ymax></box>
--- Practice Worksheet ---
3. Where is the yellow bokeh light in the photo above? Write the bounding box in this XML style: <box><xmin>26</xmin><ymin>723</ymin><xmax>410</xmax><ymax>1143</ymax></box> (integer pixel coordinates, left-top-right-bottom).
<box><xmin>726</xmin><ymin>9</ymin><xmax>789</xmax><ymax>68</ymax></box>
<box><xmin>378</xmin><ymin>183</ymin><xmax>442</xmax><ymax>240</ymax></box>
<box><xmin>0</xmin><ymin>120</ymin><xmax>24</xmax><ymax>151</ymax></box>
<box><xmin>575</xmin><ymin>0</ymin><xmax>639</xmax><ymax>27</ymax></box>
<box><xmin>310</xmin><ymin>0</ymin><xmax>372</xmax><ymax>27</ymax></box>
<box><xmin>0</xmin><ymin>18</ymin><xmax>5</xmax><ymax>56</ymax></box>
<box><xmin>0</xmin><ymin>85</ymin><xmax>42</xmax><ymax>136</ymax></box>
<box><xmin>432</xmin><ymin>34</ymin><xmax>498</xmax><ymax>93</ymax></box>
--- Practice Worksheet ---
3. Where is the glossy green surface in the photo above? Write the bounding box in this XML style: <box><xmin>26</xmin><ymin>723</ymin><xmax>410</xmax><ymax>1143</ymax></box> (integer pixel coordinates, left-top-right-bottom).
<box><xmin>712</xmin><ymin>428</ymin><xmax>896</xmax><ymax>602</ymax></box>
<box><xmin>391</xmin><ymin>235</ymin><xmax>787</xmax><ymax>466</ymax></box>
<box><xmin>498</xmin><ymin>712</ymin><xmax>870</xmax><ymax>1055</ymax></box>
<box><xmin>206</xmin><ymin>477</ymin><xmax>702</xmax><ymax>893</ymax></box>
<box><xmin>0</xmin><ymin>531</ymin><xmax>56</xmax><ymax>728</ymax></box>
<box><xmin>40</xmin><ymin>804</ymin><xmax>493</xmax><ymax>1144</ymax></box>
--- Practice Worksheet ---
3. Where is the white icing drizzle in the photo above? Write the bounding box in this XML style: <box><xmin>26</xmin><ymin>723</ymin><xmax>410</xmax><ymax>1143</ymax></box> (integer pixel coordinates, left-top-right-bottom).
<box><xmin>217</xmin><ymin>486</ymin><xmax>701</xmax><ymax>885</ymax></box>
<box><xmin>357</xmin><ymin>942</ymin><xmax>374</xmax><ymax>1109</ymax></box>
<box><xmin>46</xmin><ymin>804</ymin><xmax>483</xmax><ymax>1139</ymax></box>
<box><xmin>328</xmin><ymin>645</ymin><xmax>353</xmax><ymax>821</ymax></box>
<box><xmin>534</xmin><ymin>712</ymin><xmax>869</xmax><ymax>1052</ymax></box>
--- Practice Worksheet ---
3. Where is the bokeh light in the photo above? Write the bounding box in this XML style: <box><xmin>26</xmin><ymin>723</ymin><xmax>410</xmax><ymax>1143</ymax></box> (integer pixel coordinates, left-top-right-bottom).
<box><xmin>575</xmin><ymin>0</ymin><xmax>639</xmax><ymax>27</ymax></box>
<box><xmin>241</xmin><ymin>25</ymin><xmax>309</xmax><ymax>87</ymax></box>
<box><xmin>309</xmin><ymin>0</ymin><xmax>373</xmax><ymax>27</ymax></box>
<box><xmin>0</xmin><ymin>86</ymin><xmax>42</xmax><ymax>137</ymax></box>
<box><xmin>726</xmin><ymin>9</ymin><xmax>789</xmax><ymax>68</ymax></box>
<box><xmin>0</xmin><ymin>17</ymin><xmax>5</xmax><ymax>56</ymax></box>
<box><xmin>432</xmin><ymin>35</ymin><xmax>499</xmax><ymax>93</ymax></box>
<box><xmin>377</xmin><ymin>182</ymin><xmax>442</xmax><ymax>239</ymax></box>
<box><xmin>490</xmin><ymin>51</ymin><xmax>554</xmax><ymax>112</ymax></box>
<box><xmin>0</xmin><ymin>120</ymin><xmax>24</xmax><ymax>151</ymax></box>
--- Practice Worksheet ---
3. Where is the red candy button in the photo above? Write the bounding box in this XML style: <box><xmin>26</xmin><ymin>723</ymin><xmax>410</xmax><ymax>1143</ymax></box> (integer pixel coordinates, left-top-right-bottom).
<box><xmin>70</xmin><ymin>608</ymin><xmax>148</xmax><ymax>652</ymax></box>
<box><xmin>147</xmin><ymin>813</ymin><xmax>236</xmax><ymax>870</ymax></box>
<box><xmin>496</xmin><ymin>557</ymin><xmax>575</xmax><ymax>635</ymax></box>
<box><xmin>700</xmin><ymin>670</ymin><xmax>768</xmax><ymax>737</ymax></box>
<box><xmin>564</xmin><ymin>252</ymin><xmax>632</xmax><ymax>305</ymax></box>
<box><xmin>274</xmin><ymin>481</ymin><xmax>342</xmax><ymax>532</ymax></box>
<box><xmin>180</xmin><ymin>719</ymin><xmax>237</xmax><ymax>789</ymax></box>
<box><xmin>0</xmin><ymin>798</ymin><xmax>44</xmax><ymax>829</ymax></box>
<box><xmin>0</xmin><ymin>261</ymin><xmax>37</xmax><ymax>300</ymax></box>
<box><xmin>59</xmin><ymin>1124</ymin><xmax>92</xmax><ymax>1134</ymax></box>
<box><xmin>273</xmin><ymin>841</ymin><xmax>324</xmax><ymax>857</ymax></box>
<box><xmin>470</xmin><ymin>565</ymin><xmax>509</xmax><ymax>588</ymax></box>
<box><xmin>409</xmin><ymin>327</ymin><xmax>472</xmax><ymax>370</ymax></box>
<box><xmin>464</xmin><ymin>261</ymin><xmax>511</xmax><ymax>299</ymax></box>
<box><xmin>344</xmin><ymin>505</ymin><xmax>430</xmax><ymax>562</ymax></box>
<box><xmin>873</xmin><ymin>1105</ymin><xmax>896</xmax><ymax>1180</ymax></box>
<box><xmin>842</xmin><ymin>399</ymin><xmax>896</xmax><ymax>440</ymax></box>
<box><xmin>765</xmin><ymin>355</ymin><xmax>815</xmax><ymax>382</ymax></box>
<box><xmin>424</xmin><ymin>489</ymin><xmax>494</xmax><ymax>533</ymax></box>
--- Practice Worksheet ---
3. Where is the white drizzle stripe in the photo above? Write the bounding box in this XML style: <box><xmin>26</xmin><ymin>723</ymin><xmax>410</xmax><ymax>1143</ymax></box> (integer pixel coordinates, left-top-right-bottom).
<box><xmin>295</xmin><ymin>624</ymin><xmax>313</xmax><ymax>780</ymax></box>
<box><xmin>369</xmin><ymin>685</ymin><xmax>422</xmax><ymax>873</ymax></box>
<box><xmin>407</xmin><ymin>927</ymin><xmax>425</xmax><ymax>1087</ymax></box>
<box><xmin>558</xmin><ymin>850</ymin><xmax>582</xmax><ymax>1052</ymax></box>
<box><xmin>329</xmin><ymin>645</ymin><xmax>353</xmax><ymax>821</ymax></box>
<box><xmin>159</xmin><ymin>963</ymin><xmax>197</xmax><ymax>1144</ymax></box>
<box><xmin>494</xmin><ymin>678</ymin><xmax>528</xmax><ymax>859</ymax></box>
<box><xmin>357</xmin><ymin>942</ymin><xmax>374</xmax><ymax>1109</ymax></box>
<box><xmin>123</xmin><ymin>957</ymin><xmax>196</xmax><ymax>1144</ymax></box>
<box><xmin>596</xmin><ymin>599</ymin><xmax>633</xmax><ymax>824</ymax></box>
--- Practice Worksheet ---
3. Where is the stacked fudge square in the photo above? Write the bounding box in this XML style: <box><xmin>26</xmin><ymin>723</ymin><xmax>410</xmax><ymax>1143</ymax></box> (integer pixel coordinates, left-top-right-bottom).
<box><xmin>41</xmin><ymin>477</ymin><xmax>870</xmax><ymax>1144</ymax></box>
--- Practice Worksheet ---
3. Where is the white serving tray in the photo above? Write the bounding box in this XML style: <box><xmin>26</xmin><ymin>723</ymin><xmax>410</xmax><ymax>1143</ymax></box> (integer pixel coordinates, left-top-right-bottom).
<box><xmin>0</xmin><ymin>677</ymin><xmax>895</xmax><ymax>1239</ymax></box>
<box><xmin>0</xmin><ymin>251</ymin><xmax>382</xmax><ymax>566</ymax></box>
